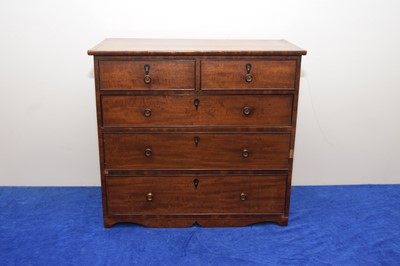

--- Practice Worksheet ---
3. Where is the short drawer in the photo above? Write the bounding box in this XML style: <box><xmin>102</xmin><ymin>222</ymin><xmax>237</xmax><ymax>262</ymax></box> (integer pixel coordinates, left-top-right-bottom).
<box><xmin>99</xmin><ymin>60</ymin><xmax>195</xmax><ymax>90</ymax></box>
<box><xmin>106</xmin><ymin>175</ymin><xmax>286</xmax><ymax>215</ymax></box>
<box><xmin>104</xmin><ymin>133</ymin><xmax>290</xmax><ymax>170</ymax></box>
<box><xmin>201</xmin><ymin>60</ymin><xmax>296</xmax><ymax>90</ymax></box>
<box><xmin>102</xmin><ymin>95</ymin><xmax>293</xmax><ymax>127</ymax></box>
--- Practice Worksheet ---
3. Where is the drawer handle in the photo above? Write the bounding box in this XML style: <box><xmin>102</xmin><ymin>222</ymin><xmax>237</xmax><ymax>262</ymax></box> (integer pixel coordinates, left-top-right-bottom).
<box><xmin>146</xmin><ymin>192</ymin><xmax>153</xmax><ymax>201</ymax></box>
<box><xmin>144</xmin><ymin>148</ymin><xmax>152</xmax><ymax>157</ymax></box>
<box><xmin>242</xmin><ymin>149</ymin><xmax>250</xmax><ymax>158</ymax></box>
<box><xmin>144</xmin><ymin>64</ymin><xmax>151</xmax><ymax>84</ymax></box>
<box><xmin>144</xmin><ymin>108</ymin><xmax>152</xmax><ymax>117</ymax></box>
<box><xmin>194</xmin><ymin>98</ymin><xmax>200</xmax><ymax>110</ymax></box>
<box><xmin>240</xmin><ymin>193</ymin><xmax>247</xmax><ymax>201</ymax></box>
<box><xmin>245</xmin><ymin>63</ymin><xmax>253</xmax><ymax>83</ymax></box>
<box><xmin>243</xmin><ymin>106</ymin><xmax>252</xmax><ymax>116</ymax></box>
<box><xmin>194</xmin><ymin>136</ymin><xmax>200</xmax><ymax>146</ymax></box>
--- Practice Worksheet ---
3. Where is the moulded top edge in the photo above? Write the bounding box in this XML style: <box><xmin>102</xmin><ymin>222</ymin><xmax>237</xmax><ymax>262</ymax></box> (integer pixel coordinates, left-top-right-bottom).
<box><xmin>87</xmin><ymin>38</ymin><xmax>307</xmax><ymax>56</ymax></box>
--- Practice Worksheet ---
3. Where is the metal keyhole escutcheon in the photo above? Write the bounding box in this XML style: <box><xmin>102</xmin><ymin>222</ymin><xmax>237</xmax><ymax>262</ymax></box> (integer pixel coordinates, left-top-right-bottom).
<box><xmin>193</xmin><ymin>179</ymin><xmax>199</xmax><ymax>189</ymax></box>
<box><xmin>194</xmin><ymin>99</ymin><xmax>200</xmax><ymax>110</ymax></box>
<box><xmin>194</xmin><ymin>136</ymin><xmax>200</xmax><ymax>146</ymax></box>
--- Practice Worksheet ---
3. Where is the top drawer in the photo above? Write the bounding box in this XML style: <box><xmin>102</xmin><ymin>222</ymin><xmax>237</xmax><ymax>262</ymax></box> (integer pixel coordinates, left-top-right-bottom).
<box><xmin>201</xmin><ymin>60</ymin><xmax>296</xmax><ymax>90</ymax></box>
<box><xmin>98</xmin><ymin>60</ymin><xmax>195</xmax><ymax>90</ymax></box>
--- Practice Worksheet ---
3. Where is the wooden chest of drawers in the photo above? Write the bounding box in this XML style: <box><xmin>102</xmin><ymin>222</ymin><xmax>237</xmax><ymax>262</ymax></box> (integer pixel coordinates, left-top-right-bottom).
<box><xmin>88</xmin><ymin>39</ymin><xmax>306</xmax><ymax>227</ymax></box>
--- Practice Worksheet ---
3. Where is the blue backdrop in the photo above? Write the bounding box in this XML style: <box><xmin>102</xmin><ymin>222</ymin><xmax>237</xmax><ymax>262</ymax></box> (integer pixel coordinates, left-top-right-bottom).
<box><xmin>1</xmin><ymin>185</ymin><xmax>399</xmax><ymax>265</ymax></box>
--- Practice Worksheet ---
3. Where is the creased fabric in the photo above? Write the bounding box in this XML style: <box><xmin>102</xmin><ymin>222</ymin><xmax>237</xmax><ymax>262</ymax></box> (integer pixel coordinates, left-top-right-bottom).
<box><xmin>0</xmin><ymin>185</ymin><xmax>399</xmax><ymax>265</ymax></box>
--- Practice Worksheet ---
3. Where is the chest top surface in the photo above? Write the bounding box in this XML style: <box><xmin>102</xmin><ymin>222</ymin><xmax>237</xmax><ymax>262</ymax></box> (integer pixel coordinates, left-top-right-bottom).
<box><xmin>87</xmin><ymin>38</ymin><xmax>307</xmax><ymax>56</ymax></box>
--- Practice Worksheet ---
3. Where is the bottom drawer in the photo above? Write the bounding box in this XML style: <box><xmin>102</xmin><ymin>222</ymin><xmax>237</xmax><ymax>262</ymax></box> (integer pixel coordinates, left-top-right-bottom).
<box><xmin>106</xmin><ymin>176</ymin><xmax>287</xmax><ymax>215</ymax></box>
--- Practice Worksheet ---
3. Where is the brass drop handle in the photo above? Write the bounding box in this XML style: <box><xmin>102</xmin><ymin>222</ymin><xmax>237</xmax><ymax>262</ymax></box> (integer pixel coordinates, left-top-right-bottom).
<box><xmin>242</xmin><ymin>149</ymin><xmax>250</xmax><ymax>158</ymax></box>
<box><xmin>144</xmin><ymin>108</ymin><xmax>152</xmax><ymax>117</ymax></box>
<box><xmin>194</xmin><ymin>98</ymin><xmax>200</xmax><ymax>110</ymax></box>
<box><xmin>245</xmin><ymin>63</ymin><xmax>253</xmax><ymax>83</ymax></box>
<box><xmin>194</xmin><ymin>136</ymin><xmax>200</xmax><ymax>146</ymax></box>
<box><xmin>144</xmin><ymin>64</ymin><xmax>151</xmax><ymax>84</ymax></box>
<box><xmin>146</xmin><ymin>192</ymin><xmax>153</xmax><ymax>201</ymax></box>
<box><xmin>243</xmin><ymin>106</ymin><xmax>252</xmax><ymax>116</ymax></box>
<box><xmin>240</xmin><ymin>193</ymin><xmax>247</xmax><ymax>201</ymax></box>
<box><xmin>144</xmin><ymin>148</ymin><xmax>152</xmax><ymax>157</ymax></box>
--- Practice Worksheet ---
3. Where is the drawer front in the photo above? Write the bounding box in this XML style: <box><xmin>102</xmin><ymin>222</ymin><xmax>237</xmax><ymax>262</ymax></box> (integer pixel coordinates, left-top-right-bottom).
<box><xmin>102</xmin><ymin>95</ymin><xmax>293</xmax><ymax>127</ymax></box>
<box><xmin>201</xmin><ymin>60</ymin><xmax>296</xmax><ymax>90</ymax></box>
<box><xmin>99</xmin><ymin>60</ymin><xmax>195</xmax><ymax>90</ymax></box>
<box><xmin>107</xmin><ymin>176</ymin><xmax>286</xmax><ymax>215</ymax></box>
<box><xmin>104</xmin><ymin>133</ymin><xmax>290</xmax><ymax>170</ymax></box>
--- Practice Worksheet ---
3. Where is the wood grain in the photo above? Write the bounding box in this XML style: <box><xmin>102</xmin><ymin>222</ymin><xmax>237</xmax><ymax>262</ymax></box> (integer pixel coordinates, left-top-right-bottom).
<box><xmin>88</xmin><ymin>38</ymin><xmax>307</xmax><ymax>56</ymax></box>
<box><xmin>103</xmin><ymin>214</ymin><xmax>288</xmax><ymax>228</ymax></box>
<box><xmin>99</xmin><ymin>60</ymin><xmax>195</xmax><ymax>90</ymax></box>
<box><xmin>106</xmin><ymin>175</ymin><xmax>286</xmax><ymax>215</ymax></box>
<box><xmin>88</xmin><ymin>39</ymin><xmax>306</xmax><ymax>228</ymax></box>
<box><xmin>102</xmin><ymin>95</ymin><xmax>293</xmax><ymax>127</ymax></box>
<box><xmin>201</xmin><ymin>60</ymin><xmax>296</xmax><ymax>89</ymax></box>
<box><xmin>103</xmin><ymin>133</ymin><xmax>291</xmax><ymax>170</ymax></box>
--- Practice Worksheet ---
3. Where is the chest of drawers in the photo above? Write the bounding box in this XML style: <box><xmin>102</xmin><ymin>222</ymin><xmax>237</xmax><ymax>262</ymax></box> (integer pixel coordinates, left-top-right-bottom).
<box><xmin>88</xmin><ymin>39</ymin><xmax>306</xmax><ymax>227</ymax></box>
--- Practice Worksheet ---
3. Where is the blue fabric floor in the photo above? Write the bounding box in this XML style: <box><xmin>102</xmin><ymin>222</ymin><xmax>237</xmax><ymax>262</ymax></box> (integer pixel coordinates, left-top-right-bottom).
<box><xmin>1</xmin><ymin>185</ymin><xmax>399</xmax><ymax>265</ymax></box>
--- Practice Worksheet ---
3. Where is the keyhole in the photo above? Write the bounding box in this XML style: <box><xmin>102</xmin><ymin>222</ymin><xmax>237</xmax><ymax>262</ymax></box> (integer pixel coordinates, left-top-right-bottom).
<box><xmin>194</xmin><ymin>99</ymin><xmax>200</xmax><ymax>110</ymax></box>
<box><xmin>193</xmin><ymin>179</ymin><xmax>199</xmax><ymax>189</ymax></box>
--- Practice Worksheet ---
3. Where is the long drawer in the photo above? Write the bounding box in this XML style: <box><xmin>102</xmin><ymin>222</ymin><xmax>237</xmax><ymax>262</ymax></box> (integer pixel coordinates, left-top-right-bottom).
<box><xmin>103</xmin><ymin>133</ymin><xmax>290</xmax><ymax>170</ymax></box>
<box><xmin>106</xmin><ymin>175</ymin><xmax>287</xmax><ymax>215</ymax></box>
<box><xmin>99</xmin><ymin>60</ymin><xmax>195</xmax><ymax>90</ymax></box>
<box><xmin>102</xmin><ymin>95</ymin><xmax>293</xmax><ymax>127</ymax></box>
<box><xmin>201</xmin><ymin>60</ymin><xmax>296</xmax><ymax>90</ymax></box>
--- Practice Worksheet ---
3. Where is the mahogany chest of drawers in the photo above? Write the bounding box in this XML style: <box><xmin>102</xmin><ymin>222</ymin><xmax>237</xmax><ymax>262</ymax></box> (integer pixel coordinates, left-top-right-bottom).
<box><xmin>88</xmin><ymin>39</ymin><xmax>306</xmax><ymax>227</ymax></box>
